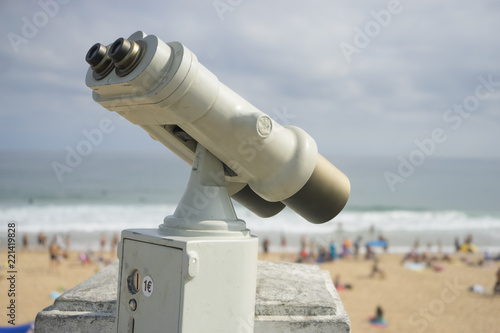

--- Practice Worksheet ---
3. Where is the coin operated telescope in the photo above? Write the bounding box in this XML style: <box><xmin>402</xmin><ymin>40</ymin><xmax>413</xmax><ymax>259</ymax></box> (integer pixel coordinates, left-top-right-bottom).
<box><xmin>85</xmin><ymin>31</ymin><xmax>350</xmax><ymax>332</ymax></box>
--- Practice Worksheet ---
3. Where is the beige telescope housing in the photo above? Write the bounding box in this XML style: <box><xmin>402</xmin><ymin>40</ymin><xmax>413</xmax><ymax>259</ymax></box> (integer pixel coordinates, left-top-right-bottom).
<box><xmin>85</xmin><ymin>31</ymin><xmax>350</xmax><ymax>223</ymax></box>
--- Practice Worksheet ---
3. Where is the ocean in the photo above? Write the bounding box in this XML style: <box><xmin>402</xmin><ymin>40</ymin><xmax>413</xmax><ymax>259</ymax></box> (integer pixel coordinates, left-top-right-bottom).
<box><xmin>1</xmin><ymin>151</ymin><xmax>499</xmax><ymax>254</ymax></box>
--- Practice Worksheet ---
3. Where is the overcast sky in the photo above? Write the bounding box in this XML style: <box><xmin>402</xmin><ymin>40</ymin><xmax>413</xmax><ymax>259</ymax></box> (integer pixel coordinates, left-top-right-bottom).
<box><xmin>1</xmin><ymin>0</ymin><xmax>499</xmax><ymax>160</ymax></box>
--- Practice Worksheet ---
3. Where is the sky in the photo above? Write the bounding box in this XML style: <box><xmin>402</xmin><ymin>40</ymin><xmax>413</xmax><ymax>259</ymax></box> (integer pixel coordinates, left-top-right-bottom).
<box><xmin>1</xmin><ymin>0</ymin><xmax>499</xmax><ymax>161</ymax></box>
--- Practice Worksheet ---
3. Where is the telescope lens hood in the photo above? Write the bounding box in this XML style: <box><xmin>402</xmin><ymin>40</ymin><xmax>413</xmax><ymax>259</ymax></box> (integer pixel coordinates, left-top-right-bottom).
<box><xmin>282</xmin><ymin>154</ymin><xmax>350</xmax><ymax>224</ymax></box>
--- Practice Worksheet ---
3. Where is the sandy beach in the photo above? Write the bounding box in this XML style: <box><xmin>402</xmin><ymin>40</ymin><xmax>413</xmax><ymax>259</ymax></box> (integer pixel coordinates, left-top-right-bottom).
<box><xmin>266</xmin><ymin>251</ymin><xmax>500</xmax><ymax>333</ymax></box>
<box><xmin>1</xmin><ymin>249</ymin><xmax>499</xmax><ymax>332</ymax></box>
<box><xmin>0</xmin><ymin>249</ymin><xmax>115</xmax><ymax>327</ymax></box>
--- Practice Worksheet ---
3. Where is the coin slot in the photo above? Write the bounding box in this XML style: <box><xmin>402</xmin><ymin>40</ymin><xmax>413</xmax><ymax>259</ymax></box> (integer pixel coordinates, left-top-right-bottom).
<box><xmin>127</xmin><ymin>269</ymin><xmax>141</xmax><ymax>294</ymax></box>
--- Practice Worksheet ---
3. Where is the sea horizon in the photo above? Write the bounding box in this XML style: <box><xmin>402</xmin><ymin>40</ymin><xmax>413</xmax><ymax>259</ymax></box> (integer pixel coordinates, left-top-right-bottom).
<box><xmin>1</xmin><ymin>150</ymin><xmax>499</xmax><ymax>254</ymax></box>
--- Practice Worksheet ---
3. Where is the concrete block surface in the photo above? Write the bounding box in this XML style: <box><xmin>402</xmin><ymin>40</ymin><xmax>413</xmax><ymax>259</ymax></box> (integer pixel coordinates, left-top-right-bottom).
<box><xmin>35</xmin><ymin>261</ymin><xmax>350</xmax><ymax>332</ymax></box>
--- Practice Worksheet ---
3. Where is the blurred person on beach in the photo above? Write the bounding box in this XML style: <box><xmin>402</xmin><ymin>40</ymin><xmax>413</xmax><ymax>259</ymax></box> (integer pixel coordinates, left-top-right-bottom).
<box><xmin>37</xmin><ymin>231</ymin><xmax>47</xmax><ymax>250</ymax></box>
<box><xmin>262</xmin><ymin>238</ymin><xmax>269</xmax><ymax>254</ymax></box>
<box><xmin>280</xmin><ymin>234</ymin><xmax>287</xmax><ymax>260</ymax></box>
<box><xmin>369</xmin><ymin>305</ymin><xmax>387</xmax><ymax>327</ymax></box>
<box><xmin>470</xmin><ymin>267</ymin><xmax>500</xmax><ymax>296</ymax></box>
<box><xmin>329</xmin><ymin>242</ymin><xmax>338</xmax><ymax>261</ymax></box>
<box><xmin>79</xmin><ymin>251</ymin><xmax>93</xmax><ymax>265</ymax></box>
<box><xmin>100</xmin><ymin>233</ymin><xmax>107</xmax><ymax>253</ymax></box>
<box><xmin>300</xmin><ymin>235</ymin><xmax>307</xmax><ymax>251</ymax></box>
<box><xmin>454</xmin><ymin>236</ymin><xmax>461</xmax><ymax>252</ymax></box>
<box><xmin>353</xmin><ymin>236</ymin><xmax>362</xmax><ymax>259</ymax></box>
<box><xmin>54</xmin><ymin>234</ymin><xmax>68</xmax><ymax>259</ymax></box>
<box><xmin>473</xmin><ymin>251</ymin><xmax>493</xmax><ymax>268</ymax></box>
<box><xmin>297</xmin><ymin>236</ymin><xmax>309</xmax><ymax>262</ymax></box>
<box><xmin>49</xmin><ymin>236</ymin><xmax>62</xmax><ymax>269</ymax></box>
<box><xmin>494</xmin><ymin>267</ymin><xmax>500</xmax><ymax>295</ymax></box>
<box><xmin>342</xmin><ymin>238</ymin><xmax>352</xmax><ymax>258</ymax></box>
<box><xmin>441</xmin><ymin>253</ymin><xmax>452</xmax><ymax>263</ymax></box>
<box><xmin>316</xmin><ymin>245</ymin><xmax>328</xmax><ymax>263</ymax></box>
<box><xmin>459</xmin><ymin>234</ymin><xmax>477</xmax><ymax>253</ymax></box>
<box><xmin>401</xmin><ymin>247</ymin><xmax>418</xmax><ymax>264</ymax></box>
<box><xmin>22</xmin><ymin>234</ymin><xmax>29</xmax><ymax>251</ymax></box>
<box><xmin>280</xmin><ymin>234</ymin><xmax>287</xmax><ymax>253</ymax></box>
<box><xmin>379</xmin><ymin>235</ymin><xmax>389</xmax><ymax>252</ymax></box>
<box><xmin>419</xmin><ymin>252</ymin><xmax>429</xmax><ymax>263</ymax></box>
<box><xmin>111</xmin><ymin>233</ymin><xmax>119</xmax><ymax>258</ymax></box>
<box><xmin>370</xmin><ymin>258</ymin><xmax>386</xmax><ymax>279</ymax></box>
<box><xmin>365</xmin><ymin>245</ymin><xmax>374</xmax><ymax>260</ymax></box>
<box><xmin>427</xmin><ymin>257</ymin><xmax>444</xmax><ymax>272</ymax></box>
<box><xmin>484</xmin><ymin>250</ymin><xmax>492</xmax><ymax>263</ymax></box>
<box><xmin>334</xmin><ymin>274</ymin><xmax>352</xmax><ymax>291</ymax></box>
<box><xmin>309</xmin><ymin>239</ymin><xmax>317</xmax><ymax>261</ymax></box>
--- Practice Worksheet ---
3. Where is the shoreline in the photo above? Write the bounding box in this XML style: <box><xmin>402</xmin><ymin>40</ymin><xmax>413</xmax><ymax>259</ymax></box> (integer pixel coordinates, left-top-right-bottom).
<box><xmin>6</xmin><ymin>229</ymin><xmax>500</xmax><ymax>255</ymax></box>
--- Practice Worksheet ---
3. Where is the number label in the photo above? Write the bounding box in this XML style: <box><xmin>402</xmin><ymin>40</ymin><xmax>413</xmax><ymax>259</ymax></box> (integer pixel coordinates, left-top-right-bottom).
<box><xmin>142</xmin><ymin>276</ymin><xmax>153</xmax><ymax>297</ymax></box>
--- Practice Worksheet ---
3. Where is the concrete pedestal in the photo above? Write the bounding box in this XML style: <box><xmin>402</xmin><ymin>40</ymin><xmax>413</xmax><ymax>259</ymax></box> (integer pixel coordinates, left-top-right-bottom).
<box><xmin>35</xmin><ymin>261</ymin><xmax>350</xmax><ymax>332</ymax></box>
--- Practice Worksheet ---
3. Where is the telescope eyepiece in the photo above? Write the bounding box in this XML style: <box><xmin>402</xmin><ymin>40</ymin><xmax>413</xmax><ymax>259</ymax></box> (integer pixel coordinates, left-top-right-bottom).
<box><xmin>109</xmin><ymin>38</ymin><xmax>129</xmax><ymax>63</ymax></box>
<box><xmin>86</xmin><ymin>37</ymin><xmax>146</xmax><ymax>80</ymax></box>
<box><xmin>85</xmin><ymin>43</ymin><xmax>114</xmax><ymax>80</ymax></box>
<box><xmin>108</xmin><ymin>37</ymin><xmax>145</xmax><ymax>77</ymax></box>
<box><xmin>85</xmin><ymin>43</ymin><xmax>106</xmax><ymax>66</ymax></box>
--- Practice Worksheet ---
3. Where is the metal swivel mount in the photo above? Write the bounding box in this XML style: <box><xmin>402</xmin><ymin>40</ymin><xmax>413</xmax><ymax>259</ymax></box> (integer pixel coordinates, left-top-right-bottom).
<box><xmin>160</xmin><ymin>144</ymin><xmax>249</xmax><ymax>236</ymax></box>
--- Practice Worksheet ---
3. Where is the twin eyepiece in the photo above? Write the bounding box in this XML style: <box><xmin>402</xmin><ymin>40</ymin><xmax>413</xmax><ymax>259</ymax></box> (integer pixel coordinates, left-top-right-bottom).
<box><xmin>85</xmin><ymin>37</ymin><xmax>145</xmax><ymax>80</ymax></box>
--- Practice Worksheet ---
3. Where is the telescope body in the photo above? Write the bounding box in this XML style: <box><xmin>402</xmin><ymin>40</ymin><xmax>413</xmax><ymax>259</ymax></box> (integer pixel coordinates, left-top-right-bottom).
<box><xmin>86</xmin><ymin>31</ymin><xmax>350</xmax><ymax>223</ymax></box>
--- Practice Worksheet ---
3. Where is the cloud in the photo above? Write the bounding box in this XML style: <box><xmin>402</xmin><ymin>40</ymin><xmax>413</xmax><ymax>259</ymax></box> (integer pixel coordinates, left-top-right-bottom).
<box><xmin>1</xmin><ymin>0</ymin><xmax>499</xmax><ymax>159</ymax></box>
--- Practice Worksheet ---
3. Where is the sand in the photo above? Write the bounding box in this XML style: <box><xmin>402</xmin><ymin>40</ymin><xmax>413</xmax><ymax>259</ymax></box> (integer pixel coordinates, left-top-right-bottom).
<box><xmin>0</xmin><ymin>249</ymin><xmax>115</xmax><ymax>327</ymax></box>
<box><xmin>1</xmin><ymin>249</ymin><xmax>499</xmax><ymax>332</ymax></box>
<box><xmin>261</xmin><ymin>251</ymin><xmax>500</xmax><ymax>333</ymax></box>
